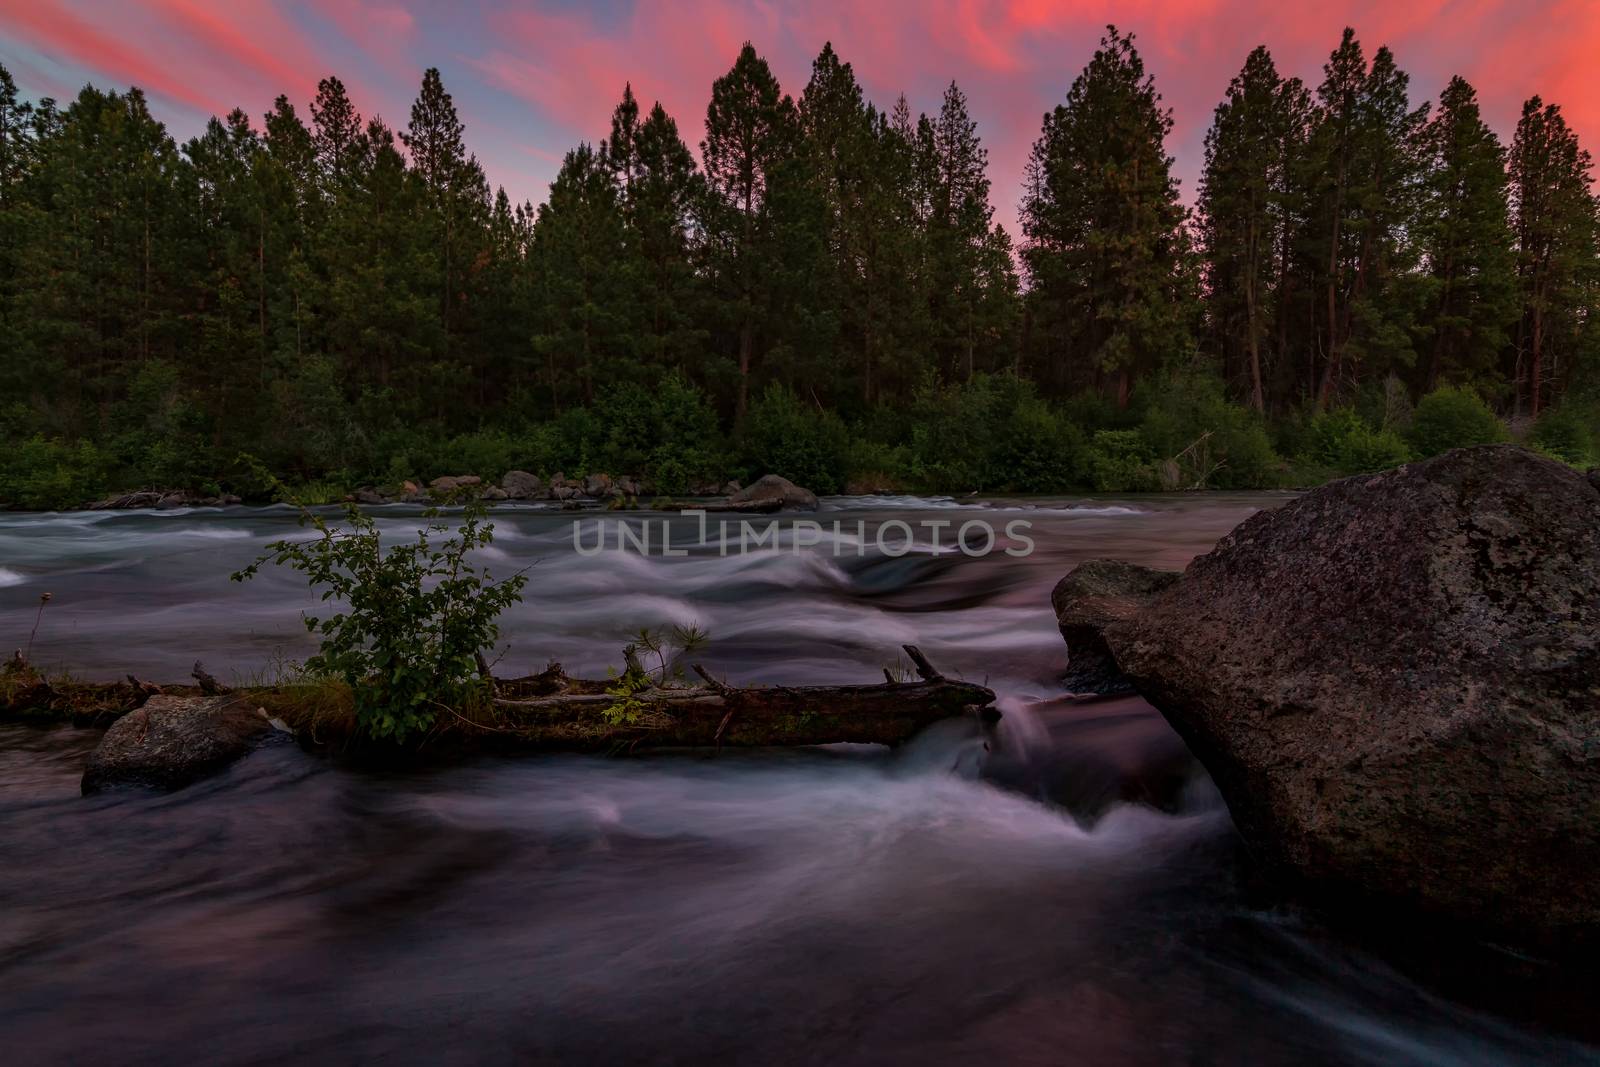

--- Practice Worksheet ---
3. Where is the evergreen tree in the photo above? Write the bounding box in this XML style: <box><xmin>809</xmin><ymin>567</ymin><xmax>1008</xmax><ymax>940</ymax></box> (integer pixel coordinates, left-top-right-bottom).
<box><xmin>0</xmin><ymin>64</ymin><xmax>34</xmax><ymax>389</ymax></box>
<box><xmin>321</xmin><ymin>117</ymin><xmax>438</xmax><ymax>412</ymax></box>
<box><xmin>1411</xmin><ymin>76</ymin><xmax>1518</xmax><ymax>392</ymax></box>
<box><xmin>1509</xmin><ymin>96</ymin><xmax>1599</xmax><ymax>416</ymax></box>
<box><xmin>1198</xmin><ymin>46</ymin><xmax>1304</xmax><ymax>411</ymax></box>
<box><xmin>1301</xmin><ymin>30</ymin><xmax>1428</xmax><ymax>405</ymax></box>
<box><xmin>310</xmin><ymin>76</ymin><xmax>361</xmax><ymax>189</ymax></box>
<box><xmin>402</xmin><ymin>68</ymin><xmax>484</xmax><ymax>359</ymax></box>
<box><xmin>530</xmin><ymin>143</ymin><xmax>633</xmax><ymax>409</ymax></box>
<box><xmin>925</xmin><ymin>81</ymin><xmax>1001</xmax><ymax>381</ymax></box>
<box><xmin>618</xmin><ymin>96</ymin><xmax>704</xmax><ymax>373</ymax></box>
<box><xmin>702</xmin><ymin>42</ymin><xmax>798</xmax><ymax>420</ymax></box>
<box><xmin>604</xmin><ymin>83</ymin><xmax>642</xmax><ymax>198</ymax></box>
<box><xmin>1022</xmin><ymin>26</ymin><xmax>1190</xmax><ymax>405</ymax></box>
<box><xmin>0</xmin><ymin>64</ymin><xmax>32</xmax><ymax>201</ymax></box>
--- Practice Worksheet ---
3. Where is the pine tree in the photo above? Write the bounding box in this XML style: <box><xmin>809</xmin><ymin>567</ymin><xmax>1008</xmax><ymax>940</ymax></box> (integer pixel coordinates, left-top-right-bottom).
<box><xmin>0</xmin><ymin>63</ymin><xmax>32</xmax><ymax>202</ymax></box>
<box><xmin>1509</xmin><ymin>96</ymin><xmax>1599</xmax><ymax>416</ymax></box>
<box><xmin>530</xmin><ymin>143</ymin><xmax>633</xmax><ymax>409</ymax></box>
<box><xmin>925</xmin><ymin>81</ymin><xmax>998</xmax><ymax>382</ymax></box>
<box><xmin>321</xmin><ymin>117</ymin><xmax>438</xmax><ymax>409</ymax></box>
<box><xmin>799</xmin><ymin>43</ymin><xmax>874</xmax><ymax>403</ymax></box>
<box><xmin>622</xmin><ymin>98</ymin><xmax>704</xmax><ymax>373</ymax></box>
<box><xmin>1199</xmin><ymin>46</ymin><xmax>1304</xmax><ymax>411</ymax></box>
<box><xmin>702</xmin><ymin>42</ymin><xmax>798</xmax><ymax>420</ymax></box>
<box><xmin>0</xmin><ymin>64</ymin><xmax>34</xmax><ymax>367</ymax></box>
<box><xmin>1022</xmin><ymin>26</ymin><xmax>1190</xmax><ymax>405</ymax></box>
<box><xmin>604</xmin><ymin>83</ymin><xmax>641</xmax><ymax>199</ymax></box>
<box><xmin>1301</xmin><ymin>30</ymin><xmax>1428</xmax><ymax>405</ymax></box>
<box><xmin>310</xmin><ymin>76</ymin><xmax>361</xmax><ymax>189</ymax></box>
<box><xmin>1411</xmin><ymin>76</ymin><xmax>1517</xmax><ymax>392</ymax></box>
<box><xmin>402</xmin><ymin>68</ymin><xmax>482</xmax><ymax>360</ymax></box>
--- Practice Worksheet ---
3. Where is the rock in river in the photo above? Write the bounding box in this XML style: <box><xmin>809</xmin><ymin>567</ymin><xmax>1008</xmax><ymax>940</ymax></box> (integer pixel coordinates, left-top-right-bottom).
<box><xmin>82</xmin><ymin>695</ymin><xmax>276</xmax><ymax>795</ymax></box>
<box><xmin>1054</xmin><ymin>445</ymin><xmax>1600</xmax><ymax>955</ymax></box>
<box><xmin>1051</xmin><ymin>559</ymin><xmax>1177</xmax><ymax>694</ymax></box>
<box><xmin>717</xmin><ymin>474</ymin><xmax>818</xmax><ymax>512</ymax></box>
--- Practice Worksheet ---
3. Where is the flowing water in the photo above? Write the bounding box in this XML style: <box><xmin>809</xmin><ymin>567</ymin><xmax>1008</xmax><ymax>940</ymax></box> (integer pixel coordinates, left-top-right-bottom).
<box><xmin>0</xmin><ymin>498</ymin><xmax>1593</xmax><ymax>1065</ymax></box>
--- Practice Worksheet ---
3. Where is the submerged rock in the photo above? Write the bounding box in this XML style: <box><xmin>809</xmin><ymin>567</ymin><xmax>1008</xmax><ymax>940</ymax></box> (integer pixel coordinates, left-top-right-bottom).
<box><xmin>81</xmin><ymin>694</ymin><xmax>275</xmax><ymax>795</ymax></box>
<box><xmin>1058</xmin><ymin>445</ymin><xmax>1600</xmax><ymax>955</ymax></box>
<box><xmin>717</xmin><ymin>474</ymin><xmax>818</xmax><ymax>512</ymax></box>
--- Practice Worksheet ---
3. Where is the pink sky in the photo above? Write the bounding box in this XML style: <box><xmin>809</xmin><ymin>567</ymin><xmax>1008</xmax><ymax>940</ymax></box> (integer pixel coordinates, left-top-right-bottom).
<box><xmin>3</xmin><ymin>1</ymin><xmax>1595</xmax><ymax>236</ymax></box>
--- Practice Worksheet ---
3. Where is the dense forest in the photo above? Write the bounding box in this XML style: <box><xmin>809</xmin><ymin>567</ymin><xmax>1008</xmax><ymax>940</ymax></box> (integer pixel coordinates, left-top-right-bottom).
<box><xmin>0</xmin><ymin>26</ymin><xmax>1596</xmax><ymax>508</ymax></box>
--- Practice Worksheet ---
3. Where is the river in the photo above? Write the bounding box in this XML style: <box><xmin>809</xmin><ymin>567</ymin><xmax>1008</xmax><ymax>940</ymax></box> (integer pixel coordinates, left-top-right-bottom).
<box><xmin>0</xmin><ymin>497</ymin><xmax>1593</xmax><ymax>1065</ymax></box>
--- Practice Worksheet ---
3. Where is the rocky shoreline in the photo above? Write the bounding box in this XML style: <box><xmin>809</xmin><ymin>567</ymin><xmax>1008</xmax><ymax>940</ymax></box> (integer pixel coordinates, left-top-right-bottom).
<box><xmin>75</xmin><ymin>471</ymin><xmax>826</xmax><ymax>513</ymax></box>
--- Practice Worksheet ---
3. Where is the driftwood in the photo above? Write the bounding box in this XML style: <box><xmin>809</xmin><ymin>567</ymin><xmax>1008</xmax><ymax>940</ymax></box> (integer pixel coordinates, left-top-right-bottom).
<box><xmin>487</xmin><ymin>644</ymin><xmax>996</xmax><ymax>749</ymax></box>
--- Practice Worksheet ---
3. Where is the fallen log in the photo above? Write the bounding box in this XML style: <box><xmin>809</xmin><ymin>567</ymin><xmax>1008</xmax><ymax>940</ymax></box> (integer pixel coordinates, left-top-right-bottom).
<box><xmin>2</xmin><ymin>646</ymin><xmax>997</xmax><ymax>752</ymax></box>
<box><xmin>487</xmin><ymin>645</ymin><xmax>996</xmax><ymax>749</ymax></box>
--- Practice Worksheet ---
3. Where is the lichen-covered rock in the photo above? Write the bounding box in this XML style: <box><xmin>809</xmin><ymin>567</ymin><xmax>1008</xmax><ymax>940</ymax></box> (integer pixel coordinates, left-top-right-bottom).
<box><xmin>1080</xmin><ymin>445</ymin><xmax>1600</xmax><ymax>955</ymax></box>
<box><xmin>1051</xmin><ymin>560</ymin><xmax>1178</xmax><ymax>693</ymax></box>
<box><xmin>81</xmin><ymin>695</ymin><xmax>273</xmax><ymax>795</ymax></box>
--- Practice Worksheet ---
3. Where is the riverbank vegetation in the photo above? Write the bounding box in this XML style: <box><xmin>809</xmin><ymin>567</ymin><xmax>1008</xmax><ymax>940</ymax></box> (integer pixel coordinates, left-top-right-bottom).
<box><xmin>1</xmin><ymin>26</ymin><xmax>1596</xmax><ymax>509</ymax></box>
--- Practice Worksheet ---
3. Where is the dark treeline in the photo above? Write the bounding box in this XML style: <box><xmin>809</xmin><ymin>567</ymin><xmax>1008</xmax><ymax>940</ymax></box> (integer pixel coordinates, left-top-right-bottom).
<box><xmin>0</xmin><ymin>26</ymin><xmax>1596</xmax><ymax>507</ymax></box>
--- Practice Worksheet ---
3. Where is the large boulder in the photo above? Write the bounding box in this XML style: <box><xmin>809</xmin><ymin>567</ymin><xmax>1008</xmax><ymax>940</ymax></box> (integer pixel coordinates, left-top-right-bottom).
<box><xmin>501</xmin><ymin>470</ymin><xmax>543</xmax><ymax>500</ymax></box>
<box><xmin>718</xmin><ymin>474</ymin><xmax>818</xmax><ymax>512</ymax></box>
<box><xmin>82</xmin><ymin>695</ymin><xmax>275</xmax><ymax>795</ymax></box>
<box><xmin>1057</xmin><ymin>446</ymin><xmax>1600</xmax><ymax>955</ymax></box>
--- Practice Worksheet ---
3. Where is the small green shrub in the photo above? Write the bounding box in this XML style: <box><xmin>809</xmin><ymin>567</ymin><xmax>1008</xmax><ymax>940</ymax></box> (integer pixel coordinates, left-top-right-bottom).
<box><xmin>1302</xmin><ymin>409</ymin><xmax>1412</xmax><ymax>474</ymax></box>
<box><xmin>1528</xmin><ymin>405</ymin><xmax>1597</xmax><ymax>465</ymax></box>
<box><xmin>1088</xmin><ymin>429</ymin><xmax>1159</xmax><ymax>492</ymax></box>
<box><xmin>1137</xmin><ymin>373</ymin><xmax>1280</xmax><ymax>489</ymax></box>
<box><xmin>233</xmin><ymin>502</ymin><xmax>528</xmax><ymax>742</ymax></box>
<box><xmin>593</xmin><ymin>373</ymin><xmax>724</xmax><ymax>490</ymax></box>
<box><xmin>1407</xmin><ymin>386</ymin><xmax>1507</xmax><ymax>458</ymax></box>
<box><xmin>988</xmin><ymin>396</ymin><xmax>1088</xmax><ymax>492</ymax></box>
<box><xmin>903</xmin><ymin>373</ymin><xmax>1083</xmax><ymax>491</ymax></box>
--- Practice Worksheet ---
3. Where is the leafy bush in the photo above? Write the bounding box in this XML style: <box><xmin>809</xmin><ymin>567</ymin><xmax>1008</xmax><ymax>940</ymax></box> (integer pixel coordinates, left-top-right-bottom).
<box><xmin>841</xmin><ymin>435</ymin><xmax>910</xmax><ymax>492</ymax></box>
<box><xmin>1301</xmin><ymin>408</ymin><xmax>1412</xmax><ymax>474</ymax></box>
<box><xmin>0</xmin><ymin>436</ymin><xmax>109</xmax><ymax>509</ymax></box>
<box><xmin>233</xmin><ymin>503</ymin><xmax>528</xmax><ymax>742</ymax></box>
<box><xmin>741</xmin><ymin>383</ymin><xmax>850</xmax><ymax>492</ymax></box>
<box><xmin>1407</xmin><ymin>386</ymin><xmax>1507</xmax><ymax>458</ymax></box>
<box><xmin>903</xmin><ymin>373</ymin><xmax>1086</xmax><ymax>492</ymax></box>
<box><xmin>1087</xmin><ymin>429</ymin><xmax>1159</xmax><ymax>492</ymax></box>
<box><xmin>1528</xmin><ymin>405</ymin><xmax>1598</xmax><ymax>465</ymax></box>
<box><xmin>1137</xmin><ymin>373</ymin><xmax>1279</xmax><ymax>489</ymax></box>
<box><xmin>987</xmin><ymin>396</ymin><xmax>1088</xmax><ymax>492</ymax></box>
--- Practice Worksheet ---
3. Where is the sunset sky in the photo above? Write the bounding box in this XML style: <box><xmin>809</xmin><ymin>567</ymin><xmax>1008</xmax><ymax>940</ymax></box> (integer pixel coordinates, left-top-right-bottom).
<box><xmin>3</xmin><ymin>0</ymin><xmax>1595</xmax><ymax>235</ymax></box>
